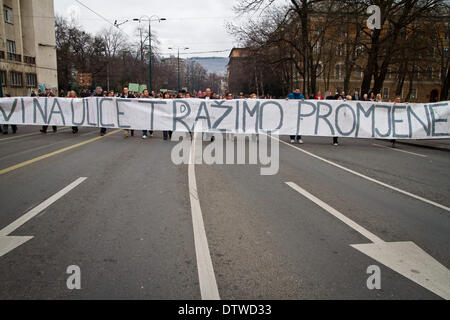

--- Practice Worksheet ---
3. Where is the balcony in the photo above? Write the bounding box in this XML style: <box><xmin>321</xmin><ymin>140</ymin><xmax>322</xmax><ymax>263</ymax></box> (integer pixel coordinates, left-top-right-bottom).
<box><xmin>24</xmin><ymin>56</ymin><xmax>36</xmax><ymax>64</ymax></box>
<box><xmin>7</xmin><ymin>52</ymin><xmax>22</xmax><ymax>62</ymax></box>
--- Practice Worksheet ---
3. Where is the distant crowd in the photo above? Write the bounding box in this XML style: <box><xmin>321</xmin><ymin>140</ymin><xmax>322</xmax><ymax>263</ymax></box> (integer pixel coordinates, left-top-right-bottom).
<box><xmin>29</xmin><ymin>87</ymin><xmax>272</xmax><ymax>100</ymax></box>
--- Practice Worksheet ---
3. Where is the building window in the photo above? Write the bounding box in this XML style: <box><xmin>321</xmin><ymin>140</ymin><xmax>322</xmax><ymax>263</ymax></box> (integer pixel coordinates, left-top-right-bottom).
<box><xmin>444</xmin><ymin>47</ymin><xmax>449</xmax><ymax>59</ymax></box>
<box><xmin>313</xmin><ymin>25</ymin><xmax>324</xmax><ymax>37</ymax></box>
<box><xmin>386</xmin><ymin>67</ymin><xmax>392</xmax><ymax>79</ymax></box>
<box><xmin>382</xmin><ymin>87</ymin><xmax>389</xmax><ymax>99</ymax></box>
<box><xmin>9</xmin><ymin>71</ymin><xmax>22</xmax><ymax>87</ymax></box>
<box><xmin>425</xmin><ymin>67</ymin><xmax>433</xmax><ymax>80</ymax></box>
<box><xmin>24</xmin><ymin>56</ymin><xmax>36</xmax><ymax>64</ymax></box>
<box><xmin>411</xmin><ymin>88</ymin><xmax>417</xmax><ymax>99</ymax></box>
<box><xmin>316</xmin><ymin>63</ymin><xmax>323</xmax><ymax>76</ymax></box>
<box><xmin>337</xmin><ymin>44</ymin><xmax>345</xmax><ymax>57</ymax></box>
<box><xmin>313</xmin><ymin>43</ymin><xmax>321</xmax><ymax>55</ymax></box>
<box><xmin>4</xmin><ymin>6</ymin><xmax>13</xmax><ymax>24</ymax></box>
<box><xmin>445</xmin><ymin>31</ymin><xmax>449</xmax><ymax>40</ymax></box>
<box><xmin>338</xmin><ymin>28</ymin><xmax>348</xmax><ymax>38</ymax></box>
<box><xmin>412</xmin><ymin>65</ymin><xmax>420</xmax><ymax>80</ymax></box>
<box><xmin>7</xmin><ymin>40</ymin><xmax>16</xmax><ymax>53</ymax></box>
<box><xmin>335</xmin><ymin>64</ymin><xmax>344</xmax><ymax>80</ymax></box>
<box><xmin>0</xmin><ymin>70</ymin><xmax>6</xmax><ymax>86</ymax></box>
<box><xmin>26</xmin><ymin>73</ymin><xmax>37</xmax><ymax>87</ymax></box>
<box><xmin>354</xmin><ymin>65</ymin><xmax>362</xmax><ymax>79</ymax></box>
<box><xmin>6</xmin><ymin>40</ymin><xmax>21</xmax><ymax>62</ymax></box>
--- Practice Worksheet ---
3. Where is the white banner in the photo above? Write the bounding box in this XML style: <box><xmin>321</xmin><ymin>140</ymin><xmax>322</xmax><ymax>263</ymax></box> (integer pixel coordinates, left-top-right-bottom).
<box><xmin>0</xmin><ymin>97</ymin><xmax>449</xmax><ymax>139</ymax></box>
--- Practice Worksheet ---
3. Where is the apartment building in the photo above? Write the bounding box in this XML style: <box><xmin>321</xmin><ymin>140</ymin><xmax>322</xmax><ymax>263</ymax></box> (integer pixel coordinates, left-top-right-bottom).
<box><xmin>0</xmin><ymin>0</ymin><xmax>57</xmax><ymax>97</ymax></box>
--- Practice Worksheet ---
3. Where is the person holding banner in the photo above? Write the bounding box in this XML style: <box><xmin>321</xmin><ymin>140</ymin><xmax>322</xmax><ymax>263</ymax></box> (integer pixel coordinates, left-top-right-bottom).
<box><xmin>286</xmin><ymin>89</ymin><xmax>304</xmax><ymax>144</ymax></box>
<box><xmin>390</xmin><ymin>96</ymin><xmax>402</xmax><ymax>147</ymax></box>
<box><xmin>315</xmin><ymin>91</ymin><xmax>324</xmax><ymax>100</ymax></box>
<box><xmin>1</xmin><ymin>123</ymin><xmax>15</xmax><ymax>135</ymax></box>
<box><xmin>352</xmin><ymin>90</ymin><xmax>361</xmax><ymax>101</ymax></box>
<box><xmin>121</xmin><ymin>87</ymin><xmax>135</xmax><ymax>138</ymax></box>
<box><xmin>204</xmin><ymin>88</ymin><xmax>216</xmax><ymax>142</ymax></box>
<box><xmin>141</xmin><ymin>89</ymin><xmax>153</xmax><ymax>139</ymax></box>
<box><xmin>94</xmin><ymin>87</ymin><xmax>108</xmax><ymax>136</ymax></box>
<box><xmin>2</xmin><ymin>94</ymin><xmax>17</xmax><ymax>134</ymax></box>
<box><xmin>40</xmin><ymin>88</ymin><xmax>57</xmax><ymax>134</ymax></box>
<box><xmin>376</xmin><ymin>93</ymin><xmax>382</xmax><ymax>103</ymax></box>
<box><xmin>162</xmin><ymin>91</ymin><xmax>172</xmax><ymax>141</ymax></box>
<box><xmin>69</xmin><ymin>90</ymin><xmax>79</xmax><ymax>134</ymax></box>
<box><xmin>326</xmin><ymin>93</ymin><xmax>341</xmax><ymax>146</ymax></box>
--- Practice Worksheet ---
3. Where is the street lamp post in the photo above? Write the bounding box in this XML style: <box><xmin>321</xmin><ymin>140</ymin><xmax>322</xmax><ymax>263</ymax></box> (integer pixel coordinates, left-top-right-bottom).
<box><xmin>133</xmin><ymin>16</ymin><xmax>166</xmax><ymax>93</ymax></box>
<box><xmin>168</xmin><ymin>47</ymin><xmax>189</xmax><ymax>92</ymax></box>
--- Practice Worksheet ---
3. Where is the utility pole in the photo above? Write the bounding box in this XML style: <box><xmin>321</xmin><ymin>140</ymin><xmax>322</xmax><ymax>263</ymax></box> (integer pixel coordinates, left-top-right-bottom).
<box><xmin>168</xmin><ymin>47</ymin><xmax>189</xmax><ymax>91</ymax></box>
<box><xmin>133</xmin><ymin>16</ymin><xmax>166</xmax><ymax>92</ymax></box>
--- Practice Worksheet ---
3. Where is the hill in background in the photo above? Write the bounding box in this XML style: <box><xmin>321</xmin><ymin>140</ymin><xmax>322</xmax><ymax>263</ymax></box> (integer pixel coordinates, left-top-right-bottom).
<box><xmin>187</xmin><ymin>57</ymin><xmax>229</xmax><ymax>76</ymax></box>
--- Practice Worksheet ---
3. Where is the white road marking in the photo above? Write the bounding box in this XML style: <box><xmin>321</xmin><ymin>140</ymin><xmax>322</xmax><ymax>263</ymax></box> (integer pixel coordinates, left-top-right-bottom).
<box><xmin>0</xmin><ymin>177</ymin><xmax>87</xmax><ymax>257</ymax></box>
<box><xmin>373</xmin><ymin>143</ymin><xmax>427</xmax><ymax>158</ymax></box>
<box><xmin>272</xmin><ymin>136</ymin><xmax>450</xmax><ymax>212</ymax></box>
<box><xmin>286</xmin><ymin>181</ymin><xmax>450</xmax><ymax>300</ymax></box>
<box><xmin>285</xmin><ymin>182</ymin><xmax>383</xmax><ymax>243</ymax></box>
<box><xmin>188</xmin><ymin>132</ymin><xmax>220</xmax><ymax>300</ymax></box>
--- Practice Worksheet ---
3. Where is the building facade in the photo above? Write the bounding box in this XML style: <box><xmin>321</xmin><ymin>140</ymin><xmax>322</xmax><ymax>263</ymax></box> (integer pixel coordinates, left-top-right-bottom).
<box><xmin>227</xmin><ymin>15</ymin><xmax>449</xmax><ymax>102</ymax></box>
<box><xmin>0</xmin><ymin>0</ymin><xmax>57</xmax><ymax>97</ymax></box>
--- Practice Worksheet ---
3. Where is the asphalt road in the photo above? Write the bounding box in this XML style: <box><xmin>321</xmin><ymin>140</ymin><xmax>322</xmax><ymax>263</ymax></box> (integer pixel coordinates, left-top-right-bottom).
<box><xmin>0</xmin><ymin>126</ymin><xmax>449</xmax><ymax>299</ymax></box>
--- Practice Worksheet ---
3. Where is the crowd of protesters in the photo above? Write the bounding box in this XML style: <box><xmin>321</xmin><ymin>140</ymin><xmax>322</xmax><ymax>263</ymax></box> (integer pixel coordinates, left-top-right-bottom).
<box><xmin>1</xmin><ymin>86</ymin><xmax>402</xmax><ymax>147</ymax></box>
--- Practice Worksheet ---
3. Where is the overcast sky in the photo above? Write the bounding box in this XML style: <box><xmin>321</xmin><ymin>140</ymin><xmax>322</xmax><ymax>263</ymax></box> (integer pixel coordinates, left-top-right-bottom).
<box><xmin>54</xmin><ymin>0</ymin><xmax>250</xmax><ymax>58</ymax></box>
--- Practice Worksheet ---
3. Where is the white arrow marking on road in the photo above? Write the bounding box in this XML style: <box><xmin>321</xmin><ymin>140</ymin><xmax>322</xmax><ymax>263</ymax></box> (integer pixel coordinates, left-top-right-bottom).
<box><xmin>0</xmin><ymin>177</ymin><xmax>87</xmax><ymax>258</ymax></box>
<box><xmin>0</xmin><ymin>236</ymin><xmax>33</xmax><ymax>258</ymax></box>
<box><xmin>286</xmin><ymin>181</ymin><xmax>450</xmax><ymax>300</ymax></box>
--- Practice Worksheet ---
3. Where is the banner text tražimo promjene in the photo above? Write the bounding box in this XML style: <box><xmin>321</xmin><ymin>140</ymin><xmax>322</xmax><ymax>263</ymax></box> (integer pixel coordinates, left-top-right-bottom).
<box><xmin>0</xmin><ymin>97</ymin><xmax>449</xmax><ymax>139</ymax></box>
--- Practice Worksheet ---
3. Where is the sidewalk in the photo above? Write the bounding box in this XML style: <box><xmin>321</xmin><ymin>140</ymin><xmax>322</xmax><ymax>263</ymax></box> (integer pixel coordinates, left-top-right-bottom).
<box><xmin>396</xmin><ymin>139</ymin><xmax>450</xmax><ymax>152</ymax></box>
